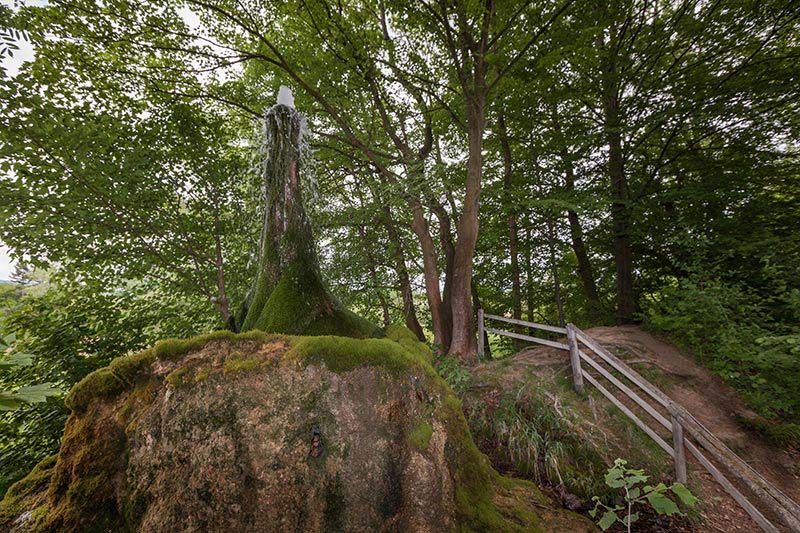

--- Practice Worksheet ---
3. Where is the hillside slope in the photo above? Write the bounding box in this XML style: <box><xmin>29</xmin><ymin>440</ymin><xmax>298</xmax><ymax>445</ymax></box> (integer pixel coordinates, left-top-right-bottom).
<box><xmin>464</xmin><ymin>325</ymin><xmax>799</xmax><ymax>532</ymax></box>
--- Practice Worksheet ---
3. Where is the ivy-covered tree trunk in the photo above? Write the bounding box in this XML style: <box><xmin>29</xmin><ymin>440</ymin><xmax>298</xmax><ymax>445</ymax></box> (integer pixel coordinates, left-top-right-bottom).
<box><xmin>240</xmin><ymin>102</ymin><xmax>377</xmax><ymax>338</ymax></box>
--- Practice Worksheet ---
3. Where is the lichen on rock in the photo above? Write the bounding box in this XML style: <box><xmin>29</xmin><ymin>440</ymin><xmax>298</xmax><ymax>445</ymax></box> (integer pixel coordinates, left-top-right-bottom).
<box><xmin>0</xmin><ymin>332</ymin><xmax>595</xmax><ymax>532</ymax></box>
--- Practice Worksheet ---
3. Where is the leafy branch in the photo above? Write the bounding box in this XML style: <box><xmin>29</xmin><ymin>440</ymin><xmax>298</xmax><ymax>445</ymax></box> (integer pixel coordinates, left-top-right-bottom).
<box><xmin>0</xmin><ymin>333</ymin><xmax>61</xmax><ymax>411</ymax></box>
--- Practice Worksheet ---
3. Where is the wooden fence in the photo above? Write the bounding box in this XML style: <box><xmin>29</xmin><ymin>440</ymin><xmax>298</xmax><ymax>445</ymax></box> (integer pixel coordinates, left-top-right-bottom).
<box><xmin>477</xmin><ymin>311</ymin><xmax>800</xmax><ymax>533</ymax></box>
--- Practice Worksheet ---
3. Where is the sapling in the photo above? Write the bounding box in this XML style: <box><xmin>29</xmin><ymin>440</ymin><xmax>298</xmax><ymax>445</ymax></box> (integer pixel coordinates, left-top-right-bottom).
<box><xmin>590</xmin><ymin>458</ymin><xmax>697</xmax><ymax>532</ymax></box>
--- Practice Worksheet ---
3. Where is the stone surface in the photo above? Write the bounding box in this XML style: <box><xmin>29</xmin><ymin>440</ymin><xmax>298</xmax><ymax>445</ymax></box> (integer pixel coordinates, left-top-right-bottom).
<box><xmin>0</xmin><ymin>330</ymin><xmax>595</xmax><ymax>532</ymax></box>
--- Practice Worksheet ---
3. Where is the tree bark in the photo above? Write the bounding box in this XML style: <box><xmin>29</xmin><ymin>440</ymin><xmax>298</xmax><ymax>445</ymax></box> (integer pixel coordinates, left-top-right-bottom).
<box><xmin>546</xmin><ymin>213</ymin><xmax>566</xmax><ymax>328</ymax></box>
<box><xmin>448</xmin><ymin>93</ymin><xmax>485</xmax><ymax>363</ymax></box>
<box><xmin>381</xmin><ymin>204</ymin><xmax>426</xmax><ymax>340</ymax></box>
<box><xmin>211</xmin><ymin>192</ymin><xmax>231</xmax><ymax>326</ymax></box>
<box><xmin>471</xmin><ymin>280</ymin><xmax>491</xmax><ymax>359</ymax></box>
<box><xmin>426</xmin><ymin>188</ymin><xmax>455</xmax><ymax>350</ymax></box>
<box><xmin>550</xmin><ymin>105</ymin><xmax>602</xmax><ymax>321</ymax></box>
<box><xmin>410</xmin><ymin>199</ymin><xmax>446</xmax><ymax>348</ymax></box>
<box><xmin>497</xmin><ymin>113</ymin><xmax>523</xmax><ymax>348</ymax></box>
<box><xmin>241</xmin><ymin>104</ymin><xmax>376</xmax><ymax>337</ymax></box>
<box><xmin>524</xmin><ymin>225</ymin><xmax>536</xmax><ymax>329</ymax></box>
<box><xmin>357</xmin><ymin>224</ymin><xmax>391</xmax><ymax>327</ymax></box>
<box><xmin>600</xmin><ymin>9</ymin><xmax>637</xmax><ymax>324</ymax></box>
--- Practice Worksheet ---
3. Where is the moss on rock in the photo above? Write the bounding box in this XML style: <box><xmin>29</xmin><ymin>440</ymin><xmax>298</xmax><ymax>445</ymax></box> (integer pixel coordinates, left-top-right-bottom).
<box><xmin>385</xmin><ymin>324</ymin><xmax>432</xmax><ymax>362</ymax></box>
<box><xmin>286</xmin><ymin>335</ymin><xmax>434</xmax><ymax>376</ymax></box>
<box><xmin>408</xmin><ymin>421</ymin><xmax>433</xmax><ymax>451</ymax></box>
<box><xmin>65</xmin><ymin>367</ymin><xmax>128</xmax><ymax>413</ymax></box>
<box><xmin>3</xmin><ymin>330</ymin><xmax>593</xmax><ymax>532</ymax></box>
<box><xmin>0</xmin><ymin>455</ymin><xmax>55</xmax><ymax>527</ymax></box>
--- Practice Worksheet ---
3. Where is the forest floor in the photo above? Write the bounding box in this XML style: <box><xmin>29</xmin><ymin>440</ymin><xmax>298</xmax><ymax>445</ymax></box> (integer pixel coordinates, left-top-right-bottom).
<box><xmin>474</xmin><ymin>325</ymin><xmax>800</xmax><ymax>532</ymax></box>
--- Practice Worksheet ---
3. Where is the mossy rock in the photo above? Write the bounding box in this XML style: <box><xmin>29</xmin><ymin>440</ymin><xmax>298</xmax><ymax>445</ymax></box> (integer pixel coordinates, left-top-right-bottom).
<box><xmin>2</xmin><ymin>331</ymin><xmax>594</xmax><ymax>532</ymax></box>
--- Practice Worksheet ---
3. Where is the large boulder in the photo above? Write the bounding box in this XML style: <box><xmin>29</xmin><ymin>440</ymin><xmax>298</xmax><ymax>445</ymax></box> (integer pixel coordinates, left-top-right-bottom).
<box><xmin>0</xmin><ymin>328</ymin><xmax>594</xmax><ymax>532</ymax></box>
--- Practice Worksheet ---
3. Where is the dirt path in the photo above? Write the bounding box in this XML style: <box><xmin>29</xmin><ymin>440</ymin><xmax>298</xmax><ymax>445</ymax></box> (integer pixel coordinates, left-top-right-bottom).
<box><xmin>573</xmin><ymin>326</ymin><xmax>800</xmax><ymax>531</ymax></box>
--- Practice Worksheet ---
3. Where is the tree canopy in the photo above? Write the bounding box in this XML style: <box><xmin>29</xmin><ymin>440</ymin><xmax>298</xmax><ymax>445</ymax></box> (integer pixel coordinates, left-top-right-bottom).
<box><xmin>0</xmin><ymin>0</ymin><xmax>799</xmax><ymax>499</ymax></box>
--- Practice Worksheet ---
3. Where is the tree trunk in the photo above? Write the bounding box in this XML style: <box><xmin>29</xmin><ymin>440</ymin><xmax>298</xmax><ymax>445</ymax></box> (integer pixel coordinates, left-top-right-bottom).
<box><xmin>430</xmin><ymin>147</ymin><xmax>455</xmax><ymax>350</ymax></box>
<box><xmin>551</xmin><ymin>105</ymin><xmax>602</xmax><ymax>321</ymax></box>
<box><xmin>448</xmin><ymin>93</ymin><xmax>485</xmax><ymax>363</ymax></box>
<box><xmin>357</xmin><ymin>224</ymin><xmax>391</xmax><ymax>327</ymax></box>
<box><xmin>497</xmin><ymin>113</ymin><xmax>523</xmax><ymax>348</ymax></box>
<box><xmin>241</xmin><ymin>104</ymin><xmax>377</xmax><ymax>337</ymax></box>
<box><xmin>471</xmin><ymin>280</ymin><xmax>490</xmax><ymax>360</ymax></box>
<box><xmin>410</xmin><ymin>199</ymin><xmax>446</xmax><ymax>348</ymax></box>
<box><xmin>381</xmin><ymin>204</ymin><xmax>426</xmax><ymax>340</ymax></box>
<box><xmin>429</xmin><ymin>203</ymin><xmax>455</xmax><ymax>350</ymax></box>
<box><xmin>546</xmin><ymin>213</ymin><xmax>566</xmax><ymax>328</ymax></box>
<box><xmin>211</xmin><ymin>192</ymin><xmax>231</xmax><ymax>326</ymax></box>
<box><xmin>524</xmin><ymin>226</ymin><xmax>537</xmax><ymax>333</ymax></box>
<box><xmin>600</xmin><ymin>14</ymin><xmax>637</xmax><ymax>324</ymax></box>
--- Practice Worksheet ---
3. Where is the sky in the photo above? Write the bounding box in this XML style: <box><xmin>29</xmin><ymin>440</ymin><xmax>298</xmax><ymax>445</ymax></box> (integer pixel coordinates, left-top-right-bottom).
<box><xmin>0</xmin><ymin>4</ymin><xmax>36</xmax><ymax>281</ymax></box>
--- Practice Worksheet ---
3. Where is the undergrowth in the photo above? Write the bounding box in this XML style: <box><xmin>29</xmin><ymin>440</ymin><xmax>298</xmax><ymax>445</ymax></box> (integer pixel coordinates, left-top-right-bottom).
<box><xmin>643</xmin><ymin>277</ymin><xmax>800</xmax><ymax>448</ymax></box>
<box><xmin>465</xmin><ymin>386</ymin><xmax>610</xmax><ymax>500</ymax></box>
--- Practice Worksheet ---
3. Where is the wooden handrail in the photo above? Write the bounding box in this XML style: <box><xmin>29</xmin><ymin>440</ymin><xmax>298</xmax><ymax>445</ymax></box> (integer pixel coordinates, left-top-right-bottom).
<box><xmin>482</xmin><ymin>313</ymin><xmax>567</xmax><ymax>334</ymax></box>
<box><xmin>578</xmin><ymin>349</ymin><xmax>671</xmax><ymax>430</ymax></box>
<box><xmin>581</xmin><ymin>370</ymin><xmax>675</xmax><ymax>457</ymax></box>
<box><xmin>573</xmin><ymin>325</ymin><xmax>799</xmax><ymax>532</ymax></box>
<box><xmin>484</xmin><ymin>327</ymin><xmax>569</xmax><ymax>350</ymax></box>
<box><xmin>475</xmin><ymin>310</ymin><xmax>800</xmax><ymax>532</ymax></box>
<box><xmin>575</xmin><ymin>329</ymin><xmax>672</xmax><ymax>409</ymax></box>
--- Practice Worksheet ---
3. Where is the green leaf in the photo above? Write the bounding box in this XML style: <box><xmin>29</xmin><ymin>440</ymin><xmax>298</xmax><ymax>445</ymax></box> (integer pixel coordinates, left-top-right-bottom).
<box><xmin>624</xmin><ymin>470</ymin><xmax>648</xmax><ymax>486</ymax></box>
<box><xmin>0</xmin><ymin>396</ymin><xmax>24</xmax><ymax>411</ymax></box>
<box><xmin>604</xmin><ymin>466</ymin><xmax>625</xmax><ymax>488</ymax></box>
<box><xmin>16</xmin><ymin>383</ymin><xmax>62</xmax><ymax>401</ymax></box>
<box><xmin>647</xmin><ymin>491</ymin><xmax>681</xmax><ymax>516</ymax></box>
<box><xmin>670</xmin><ymin>483</ymin><xmax>698</xmax><ymax>507</ymax></box>
<box><xmin>622</xmin><ymin>512</ymin><xmax>639</xmax><ymax>526</ymax></box>
<box><xmin>598</xmin><ymin>510</ymin><xmax>618</xmax><ymax>530</ymax></box>
<box><xmin>0</xmin><ymin>351</ymin><xmax>33</xmax><ymax>367</ymax></box>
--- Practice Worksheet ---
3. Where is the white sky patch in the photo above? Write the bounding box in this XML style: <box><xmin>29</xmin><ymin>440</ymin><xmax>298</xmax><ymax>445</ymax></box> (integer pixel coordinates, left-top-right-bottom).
<box><xmin>0</xmin><ymin>243</ymin><xmax>15</xmax><ymax>281</ymax></box>
<box><xmin>0</xmin><ymin>32</ymin><xmax>35</xmax><ymax>76</ymax></box>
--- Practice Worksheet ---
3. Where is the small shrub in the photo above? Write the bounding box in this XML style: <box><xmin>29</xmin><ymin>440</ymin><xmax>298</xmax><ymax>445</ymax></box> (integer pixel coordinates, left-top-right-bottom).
<box><xmin>590</xmin><ymin>459</ymin><xmax>697</xmax><ymax>532</ymax></box>
<box><xmin>432</xmin><ymin>353</ymin><xmax>471</xmax><ymax>393</ymax></box>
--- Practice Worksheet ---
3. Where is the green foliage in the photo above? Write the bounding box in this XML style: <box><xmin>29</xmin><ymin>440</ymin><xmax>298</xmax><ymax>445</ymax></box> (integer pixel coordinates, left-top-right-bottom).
<box><xmin>466</xmin><ymin>388</ymin><xmax>611</xmax><ymax>499</ymax></box>
<box><xmin>590</xmin><ymin>459</ymin><xmax>697</xmax><ymax>532</ymax></box>
<box><xmin>0</xmin><ymin>277</ymin><xmax>224</xmax><ymax>497</ymax></box>
<box><xmin>0</xmin><ymin>334</ymin><xmax>60</xmax><ymax>411</ymax></box>
<box><xmin>432</xmin><ymin>352</ymin><xmax>472</xmax><ymax>393</ymax></box>
<box><xmin>644</xmin><ymin>277</ymin><xmax>800</xmax><ymax>444</ymax></box>
<box><xmin>0</xmin><ymin>0</ymin><xmax>798</xmax><ymax>523</ymax></box>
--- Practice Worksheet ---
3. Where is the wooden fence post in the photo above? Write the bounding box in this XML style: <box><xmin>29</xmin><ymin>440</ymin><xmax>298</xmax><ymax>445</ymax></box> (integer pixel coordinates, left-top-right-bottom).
<box><xmin>477</xmin><ymin>309</ymin><xmax>484</xmax><ymax>360</ymax></box>
<box><xmin>672</xmin><ymin>414</ymin><xmax>688</xmax><ymax>484</ymax></box>
<box><xmin>566</xmin><ymin>324</ymin><xmax>584</xmax><ymax>394</ymax></box>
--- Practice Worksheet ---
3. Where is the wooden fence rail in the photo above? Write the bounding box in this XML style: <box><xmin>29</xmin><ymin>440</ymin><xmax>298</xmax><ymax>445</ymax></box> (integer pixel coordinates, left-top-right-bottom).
<box><xmin>477</xmin><ymin>311</ymin><xmax>800</xmax><ymax>533</ymax></box>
